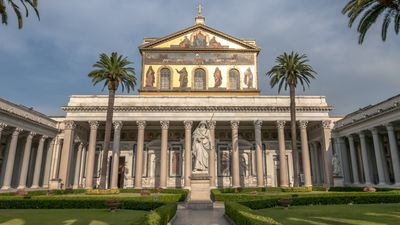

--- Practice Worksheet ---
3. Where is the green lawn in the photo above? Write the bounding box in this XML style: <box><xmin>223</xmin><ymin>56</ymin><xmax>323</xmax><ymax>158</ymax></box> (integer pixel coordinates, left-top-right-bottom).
<box><xmin>257</xmin><ymin>203</ymin><xmax>400</xmax><ymax>225</ymax></box>
<box><xmin>0</xmin><ymin>209</ymin><xmax>147</xmax><ymax>225</ymax></box>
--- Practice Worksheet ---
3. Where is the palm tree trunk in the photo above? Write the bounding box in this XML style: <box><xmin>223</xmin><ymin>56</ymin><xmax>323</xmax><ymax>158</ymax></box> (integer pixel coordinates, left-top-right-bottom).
<box><xmin>99</xmin><ymin>84</ymin><xmax>116</xmax><ymax>189</ymax></box>
<box><xmin>290</xmin><ymin>85</ymin><xmax>299</xmax><ymax>187</ymax></box>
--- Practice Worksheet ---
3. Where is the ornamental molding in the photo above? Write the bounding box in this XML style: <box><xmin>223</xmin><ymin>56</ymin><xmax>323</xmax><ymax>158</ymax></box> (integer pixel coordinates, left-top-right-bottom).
<box><xmin>184</xmin><ymin>120</ymin><xmax>193</xmax><ymax>129</ymax></box>
<box><xmin>276</xmin><ymin>121</ymin><xmax>286</xmax><ymax>129</ymax></box>
<box><xmin>299</xmin><ymin>120</ymin><xmax>308</xmax><ymax>129</ymax></box>
<box><xmin>62</xmin><ymin>105</ymin><xmax>332</xmax><ymax>113</ymax></box>
<box><xmin>253</xmin><ymin>120</ymin><xmax>262</xmax><ymax>128</ymax></box>
<box><xmin>230</xmin><ymin>121</ymin><xmax>239</xmax><ymax>129</ymax></box>
<box><xmin>322</xmin><ymin>120</ymin><xmax>332</xmax><ymax>129</ymax></box>
<box><xmin>88</xmin><ymin>121</ymin><xmax>99</xmax><ymax>130</ymax></box>
<box><xmin>207</xmin><ymin>120</ymin><xmax>216</xmax><ymax>130</ymax></box>
<box><xmin>136</xmin><ymin>121</ymin><xmax>146</xmax><ymax>129</ymax></box>
<box><xmin>160</xmin><ymin>121</ymin><xmax>170</xmax><ymax>130</ymax></box>
<box><xmin>0</xmin><ymin>122</ymin><xmax>6</xmax><ymax>130</ymax></box>
<box><xmin>113</xmin><ymin>121</ymin><xmax>123</xmax><ymax>130</ymax></box>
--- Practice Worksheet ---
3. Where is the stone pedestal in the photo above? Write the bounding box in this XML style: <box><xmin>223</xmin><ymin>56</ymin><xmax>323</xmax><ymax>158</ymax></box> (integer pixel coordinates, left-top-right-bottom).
<box><xmin>187</xmin><ymin>174</ymin><xmax>213</xmax><ymax>209</ymax></box>
<box><xmin>49</xmin><ymin>179</ymin><xmax>62</xmax><ymax>190</ymax></box>
<box><xmin>333</xmin><ymin>176</ymin><xmax>344</xmax><ymax>187</ymax></box>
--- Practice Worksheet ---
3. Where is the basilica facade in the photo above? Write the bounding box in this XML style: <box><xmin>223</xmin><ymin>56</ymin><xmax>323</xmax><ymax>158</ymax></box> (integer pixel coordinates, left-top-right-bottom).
<box><xmin>0</xmin><ymin>14</ymin><xmax>339</xmax><ymax>191</ymax></box>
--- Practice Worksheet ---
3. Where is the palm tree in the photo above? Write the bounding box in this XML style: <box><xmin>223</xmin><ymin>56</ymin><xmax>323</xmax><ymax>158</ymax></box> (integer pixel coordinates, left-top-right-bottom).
<box><xmin>342</xmin><ymin>0</ymin><xmax>400</xmax><ymax>44</ymax></box>
<box><xmin>1</xmin><ymin>0</ymin><xmax>40</xmax><ymax>29</ymax></box>
<box><xmin>267</xmin><ymin>52</ymin><xmax>317</xmax><ymax>187</ymax></box>
<box><xmin>88</xmin><ymin>52</ymin><xmax>136</xmax><ymax>189</ymax></box>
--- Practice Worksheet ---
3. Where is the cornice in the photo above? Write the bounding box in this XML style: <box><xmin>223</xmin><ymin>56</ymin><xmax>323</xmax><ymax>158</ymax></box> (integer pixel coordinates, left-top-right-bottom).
<box><xmin>62</xmin><ymin>105</ymin><xmax>332</xmax><ymax>113</ymax></box>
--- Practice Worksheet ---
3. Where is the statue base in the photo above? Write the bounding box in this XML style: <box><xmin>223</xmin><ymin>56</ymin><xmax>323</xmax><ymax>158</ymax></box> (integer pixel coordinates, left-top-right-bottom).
<box><xmin>187</xmin><ymin>174</ymin><xmax>213</xmax><ymax>209</ymax></box>
<box><xmin>333</xmin><ymin>176</ymin><xmax>344</xmax><ymax>187</ymax></box>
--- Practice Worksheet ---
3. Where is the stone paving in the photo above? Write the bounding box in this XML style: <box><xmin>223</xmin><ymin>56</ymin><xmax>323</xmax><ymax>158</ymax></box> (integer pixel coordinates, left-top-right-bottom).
<box><xmin>172</xmin><ymin>203</ymin><xmax>230</xmax><ymax>225</ymax></box>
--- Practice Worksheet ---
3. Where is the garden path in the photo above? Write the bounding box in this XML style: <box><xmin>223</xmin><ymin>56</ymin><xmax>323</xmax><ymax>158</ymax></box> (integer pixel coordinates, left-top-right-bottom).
<box><xmin>172</xmin><ymin>202</ymin><xmax>230</xmax><ymax>225</ymax></box>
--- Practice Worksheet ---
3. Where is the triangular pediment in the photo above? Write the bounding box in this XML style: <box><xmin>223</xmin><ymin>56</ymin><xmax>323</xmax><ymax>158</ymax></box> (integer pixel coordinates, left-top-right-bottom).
<box><xmin>139</xmin><ymin>24</ymin><xmax>259</xmax><ymax>51</ymax></box>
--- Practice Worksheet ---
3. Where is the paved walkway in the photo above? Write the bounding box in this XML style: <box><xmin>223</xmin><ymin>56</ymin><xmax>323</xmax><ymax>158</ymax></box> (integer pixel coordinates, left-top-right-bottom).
<box><xmin>172</xmin><ymin>203</ymin><xmax>230</xmax><ymax>225</ymax></box>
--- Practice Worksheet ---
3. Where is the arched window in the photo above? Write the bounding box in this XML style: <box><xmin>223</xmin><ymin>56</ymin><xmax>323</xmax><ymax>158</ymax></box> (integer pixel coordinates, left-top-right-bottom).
<box><xmin>194</xmin><ymin>68</ymin><xmax>206</xmax><ymax>90</ymax></box>
<box><xmin>229</xmin><ymin>69</ymin><xmax>240</xmax><ymax>90</ymax></box>
<box><xmin>160</xmin><ymin>68</ymin><xmax>171</xmax><ymax>90</ymax></box>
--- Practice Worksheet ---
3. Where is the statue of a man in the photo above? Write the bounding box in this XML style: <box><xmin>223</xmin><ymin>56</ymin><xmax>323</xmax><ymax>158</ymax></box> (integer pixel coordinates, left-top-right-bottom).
<box><xmin>332</xmin><ymin>152</ymin><xmax>343</xmax><ymax>177</ymax></box>
<box><xmin>192</xmin><ymin>121</ymin><xmax>211</xmax><ymax>173</ymax></box>
<box><xmin>176</xmin><ymin>67</ymin><xmax>188</xmax><ymax>88</ymax></box>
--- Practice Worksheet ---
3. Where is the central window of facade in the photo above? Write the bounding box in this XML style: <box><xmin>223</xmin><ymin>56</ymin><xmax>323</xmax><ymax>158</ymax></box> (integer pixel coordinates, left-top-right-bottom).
<box><xmin>160</xmin><ymin>68</ymin><xmax>171</xmax><ymax>90</ymax></box>
<box><xmin>194</xmin><ymin>68</ymin><xmax>206</xmax><ymax>90</ymax></box>
<box><xmin>229</xmin><ymin>69</ymin><xmax>240</xmax><ymax>90</ymax></box>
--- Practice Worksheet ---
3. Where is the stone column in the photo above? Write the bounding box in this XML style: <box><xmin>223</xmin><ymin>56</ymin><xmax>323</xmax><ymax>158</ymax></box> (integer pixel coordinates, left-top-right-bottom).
<box><xmin>79</xmin><ymin>145</ymin><xmax>87</xmax><ymax>185</ymax></box>
<box><xmin>231</xmin><ymin>121</ymin><xmax>240</xmax><ymax>187</ymax></box>
<box><xmin>1</xmin><ymin>128</ymin><xmax>23</xmax><ymax>190</ymax></box>
<box><xmin>277</xmin><ymin>121</ymin><xmax>289</xmax><ymax>187</ymax></box>
<box><xmin>371</xmin><ymin>128</ymin><xmax>386</xmax><ymax>185</ymax></box>
<box><xmin>347</xmin><ymin>135</ymin><xmax>360</xmax><ymax>185</ymax></box>
<box><xmin>85</xmin><ymin>121</ymin><xmax>98</xmax><ymax>189</ymax></box>
<box><xmin>0</xmin><ymin>123</ymin><xmax>6</xmax><ymax>143</ymax></box>
<box><xmin>208</xmin><ymin>120</ymin><xmax>217</xmax><ymax>188</ymax></box>
<box><xmin>338</xmin><ymin>137</ymin><xmax>351</xmax><ymax>185</ymax></box>
<box><xmin>184</xmin><ymin>121</ymin><xmax>193</xmax><ymax>188</ymax></box>
<box><xmin>71</xmin><ymin>142</ymin><xmax>83</xmax><ymax>189</ymax></box>
<box><xmin>159</xmin><ymin>121</ymin><xmax>169</xmax><ymax>188</ymax></box>
<box><xmin>134</xmin><ymin>121</ymin><xmax>146</xmax><ymax>188</ymax></box>
<box><xmin>17</xmin><ymin>131</ymin><xmax>36</xmax><ymax>189</ymax></box>
<box><xmin>42</xmin><ymin>138</ymin><xmax>55</xmax><ymax>188</ymax></box>
<box><xmin>111</xmin><ymin>121</ymin><xmax>123</xmax><ymax>189</ymax></box>
<box><xmin>59</xmin><ymin>121</ymin><xmax>76</xmax><ymax>188</ymax></box>
<box><xmin>359</xmin><ymin>132</ymin><xmax>372</xmax><ymax>185</ymax></box>
<box><xmin>299</xmin><ymin>121</ymin><xmax>312</xmax><ymax>187</ymax></box>
<box><xmin>31</xmin><ymin>135</ymin><xmax>47</xmax><ymax>188</ymax></box>
<box><xmin>51</xmin><ymin>138</ymin><xmax>63</xmax><ymax>179</ymax></box>
<box><xmin>321</xmin><ymin>120</ymin><xmax>333</xmax><ymax>186</ymax></box>
<box><xmin>386</xmin><ymin>123</ymin><xmax>400</xmax><ymax>185</ymax></box>
<box><xmin>254</xmin><ymin>120</ymin><xmax>264</xmax><ymax>187</ymax></box>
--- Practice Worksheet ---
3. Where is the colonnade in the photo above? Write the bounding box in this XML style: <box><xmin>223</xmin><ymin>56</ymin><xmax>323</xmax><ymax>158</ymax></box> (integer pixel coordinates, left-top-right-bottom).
<box><xmin>53</xmin><ymin>119</ymin><xmax>332</xmax><ymax>189</ymax></box>
<box><xmin>0</xmin><ymin>122</ymin><xmax>55</xmax><ymax>190</ymax></box>
<box><xmin>335</xmin><ymin>123</ymin><xmax>400</xmax><ymax>186</ymax></box>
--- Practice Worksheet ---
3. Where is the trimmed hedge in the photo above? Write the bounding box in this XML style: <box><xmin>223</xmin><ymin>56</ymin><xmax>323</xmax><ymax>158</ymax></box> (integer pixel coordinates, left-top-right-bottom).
<box><xmin>239</xmin><ymin>192</ymin><xmax>400</xmax><ymax>210</ymax></box>
<box><xmin>119</xmin><ymin>188</ymin><xmax>189</xmax><ymax>202</ymax></box>
<box><xmin>0</xmin><ymin>189</ymin><xmax>86</xmax><ymax>197</ymax></box>
<box><xmin>225</xmin><ymin>202</ymin><xmax>281</xmax><ymax>225</ymax></box>
<box><xmin>225</xmin><ymin>192</ymin><xmax>400</xmax><ymax>225</ymax></box>
<box><xmin>138</xmin><ymin>203</ymin><xmax>177</xmax><ymax>225</ymax></box>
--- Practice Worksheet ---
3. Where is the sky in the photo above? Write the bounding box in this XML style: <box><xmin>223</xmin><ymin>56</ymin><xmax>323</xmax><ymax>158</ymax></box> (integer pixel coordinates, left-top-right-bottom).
<box><xmin>0</xmin><ymin>0</ymin><xmax>399</xmax><ymax>116</ymax></box>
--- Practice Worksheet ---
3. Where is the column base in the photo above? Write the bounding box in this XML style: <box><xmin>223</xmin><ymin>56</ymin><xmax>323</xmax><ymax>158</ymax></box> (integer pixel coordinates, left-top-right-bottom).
<box><xmin>392</xmin><ymin>183</ymin><xmax>400</xmax><ymax>187</ymax></box>
<box><xmin>72</xmin><ymin>185</ymin><xmax>79</xmax><ymax>189</ymax></box>
<box><xmin>17</xmin><ymin>185</ymin><xmax>26</xmax><ymax>190</ymax></box>
<box><xmin>30</xmin><ymin>185</ymin><xmax>40</xmax><ymax>189</ymax></box>
<box><xmin>0</xmin><ymin>186</ymin><xmax>10</xmax><ymax>190</ymax></box>
<box><xmin>42</xmin><ymin>185</ymin><xmax>49</xmax><ymax>189</ymax></box>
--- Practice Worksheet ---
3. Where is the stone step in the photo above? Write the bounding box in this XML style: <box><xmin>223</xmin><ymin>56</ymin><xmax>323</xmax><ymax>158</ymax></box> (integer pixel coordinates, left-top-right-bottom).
<box><xmin>186</xmin><ymin>200</ymin><xmax>213</xmax><ymax>209</ymax></box>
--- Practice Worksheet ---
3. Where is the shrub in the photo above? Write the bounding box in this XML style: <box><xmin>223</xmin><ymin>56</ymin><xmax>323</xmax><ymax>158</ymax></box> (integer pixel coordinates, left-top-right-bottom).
<box><xmin>225</xmin><ymin>201</ymin><xmax>281</xmax><ymax>225</ymax></box>
<box><xmin>86</xmin><ymin>189</ymin><xmax>120</xmax><ymax>195</ymax></box>
<box><xmin>119</xmin><ymin>188</ymin><xmax>188</xmax><ymax>202</ymax></box>
<box><xmin>139</xmin><ymin>203</ymin><xmax>177</xmax><ymax>225</ymax></box>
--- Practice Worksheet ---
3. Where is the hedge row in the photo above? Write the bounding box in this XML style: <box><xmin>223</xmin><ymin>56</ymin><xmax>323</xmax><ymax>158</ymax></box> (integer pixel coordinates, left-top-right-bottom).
<box><xmin>217</xmin><ymin>186</ymin><xmax>313</xmax><ymax>194</ymax></box>
<box><xmin>225</xmin><ymin>202</ymin><xmax>281</xmax><ymax>225</ymax></box>
<box><xmin>0</xmin><ymin>189</ymin><xmax>86</xmax><ymax>196</ymax></box>
<box><xmin>239</xmin><ymin>192</ymin><xmax>400</xmax><ymax>210</ymax></box>
<box><xmin>0</xmin><ymin>198</ymin><xmax>165</xmax><ymax>210</ymax></box>
<box><xmin>225</xmin><ymin>192</ymin><xmax>400</xmax><ymax>225</ymax></box>
<box><xmin>119</xmin><ymin>188</ymin><xmax>189</xmax><ymax>202</ymax></box>
<box><xmin>137</xmin><ymin>203</ymin><xmax>178</xmax><ymax>225</ymax></box>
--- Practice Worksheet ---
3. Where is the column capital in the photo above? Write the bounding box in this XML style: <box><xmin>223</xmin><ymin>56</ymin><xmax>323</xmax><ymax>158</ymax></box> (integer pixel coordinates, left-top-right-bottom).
<box><xmin>207</xmin><ymin>120</ymin><xmax>216</xmax><ymax>130</ymax></box>
<box><xmin>230</xmin><ymin>121</ymin><xmax>239</xmax><ymax>129</ymax></box>
<box><xmin>28</xmin><ymin>131</ymin><xmax>37</xmax><ymax>138</ymax></box>
<box><xmin>0</xmin><ymin>122</ymin><xmax>7</xmax><ymax>131</ymax></box>
<box><xmin>160</xmin><ymin>121</ymin><xmax>169</xmax><ymax>130</ymax></box>
<box><xmin>299</xmin><ymin>120</ymin><xmax>308</xmax><ymax>129</ymax></box>
<box><xmin>322</xmin><ymin>120</ymin><xmax>332</xmax><ymax>129</ymax></box>
<box><xmin>385</xmin><ymin>123</ymin><xmax>394</xmax><ymax>131</ymax></box>
<box><xmin>88</xmin><ymin>121</ymin><xmax>99</xmax><ymax>130</ymax></box>
<box><xmin>113</xmin><ymin>121</ymin><xmax>123</xmax><ymax>130</ymax></box>
<box><xmin>347</xmin><ymin>135</ymin><xmax>354</xmax><ymax>141</ymax></box>
<box><xmin>184</xmin><ymin>120</ymin><xmax>193</xmax><ymax>129</ymax></box>
<box><xmin>12</xmin><ymin>128</ymin><xmax>23</xmax><ymax>136</ymax></box>
<box><xmin>64</xmin><ymin>121</ymin><xmax>76</xmax><ymax>130</ymax></box>
<box><xmin>40</xmin><ymin>135</ymin><xmax>49</xmax><ymax>141</ymax></box>
<box><xmin>78</xmin><ymin>142</ymin><xmax>85</xmax><ymax>149</ymax></box>
<box><xmin>276</xmin><ymin>120</ymin><xmax>286</xmax><ymax>129</ymax></box>
<box><xmin>136</xmin><ymin>121</ymin><xmax>146</xmax><ymax>129</ymax></box>
<box><xmin>359</xmin><ymin>132</ymin><xmax>366</xmax><ymax>139</ymax></box>
<box><xmin>254</xmin><ymin>120</ymin><xmax>263</xmax><ymax>129</ymax></box>
<box><xmin>370</xmin><ymin>127</ymin><xmax>379</xmax><ymax>135</ymax></box>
